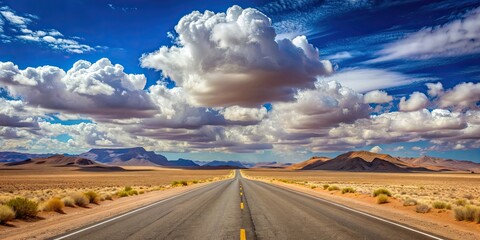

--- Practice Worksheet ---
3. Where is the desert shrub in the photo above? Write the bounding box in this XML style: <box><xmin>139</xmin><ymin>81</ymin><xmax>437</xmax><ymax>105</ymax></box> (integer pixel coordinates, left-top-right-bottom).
<box><xmin>327</xmin><ymin>185</ymin><xmax>340</xmax><ymax>191</ymax></box>
<box><xmin>117</xmin><ymin>187</ymin><xmax>138</xmax><ymax>197</ymax></box>
<box><xmin>0</xmin><ymin>205</ymin><xmax>15</xmax><ymax>223</ymax></box>
<box><xmin>6</xmin><ymin>197</ymin><xmax>38</xmax><ymax>219</ymax></box>
<box><xmin>341</xmin><ymin>187</ymin><xmax>356</xmax><ymax>194</ymax></box>
<box><xmin>172</xmin><ymin>181</ymin><xmax>180</xmax><ymax>186</ymax></box>
<box><xmin>117</xmin><ymin>190</ymin><xmax>129</xmax><ymax>197</ymax></box>
<box><xmin>463</xmin><ymin>194</ymin><xmax>474</xmax><ymax>200</ymax></box>
<box><xmin>0</xmin><ymin>196</ymin><xmax>11</xmax><ymax>205</ymax></box>
<box><xmin>310</xmin><ymin>186</ymin><xmax>317</xmax><ymax>189</ymax></box>
<box><xmin>454</xmin><ymin>205</ymin><xmax>478</xmax><ymax>221</ymax></box>
<box><xmin>377</xmin><ymin>194</ymin><xmax>389</xmax><ymax>204</ymax></box>
<box><xmin>192</xmin><ymin>180</ymin><xmax>199</xmax><ymax>184</ymax></box>
<box><xmin>455</xmin><ymin>199</ymin><xmax>467</xmax><ymax>206</ymax></box>
<box><xmin>70</xmin><ymin>193</ymin><xmax>89</xmax><ymax>207</ymax></box>
<box><xmin>43</xmin><ymin>198</ymin><xmax>64</xmax><ymax>213</ymax></box>
<box><xmin>403</xmin><ymin>198</ymin><xmax>418</xmax><ymax>206</ymax></box>
<box><xmin>323</xmin><ymin>184</ymin><xmax>330</xmax><ymax>190</ymax></box>
<box><xmin>124</xmin><ymin>186</ymin><xmax>133</xmax><ymax>192</ymax></box>
<box><xmin>62</xmin><ymin>196</ymin><xmax>75</xmax><ymax>207</ymax></box>
<box><xmin>103</xmin><ymin>194</ymin><xmax>113</xmax><ymax>201</ymax></box>
<box><xmin>84</xmin><ymin>191</ymin><xmax>100</xmax><ymax>204</ymax></box>
<box><xmin>432</xmin><ymin>201</ymin><xmax>448</xmax><ymax>209</ymax></box>
<box><xmin>373</xmin><ymin>188</ymin><xmax>392</xmax><ymax>197</ymax></box>
<box><xmin>416</xmin><ymin>204</ymin><xmax>431</xmax><ymax>213</ymax></box>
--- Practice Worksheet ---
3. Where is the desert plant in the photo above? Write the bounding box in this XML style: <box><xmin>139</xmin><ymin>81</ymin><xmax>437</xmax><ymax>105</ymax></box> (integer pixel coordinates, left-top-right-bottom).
<box><xmin>454</xmin><ymin>205</ymin><xmax>478</xmax><ymax>221</ymax></box>
<box><xmin>43</xmin><ymin>198</ymin><xmax>64</xmax><ymax>213</ymax></box>
<box><xmin>117</xmin><ymin>187</ymin><xmax>138</xmax><ymax>197</ymax></box>
<box><xmin>403</xmin><ymin>198</ymin><xmax>418</xmax><ymax>206</ymax></box>
<box><xmin>310</xmin><ymin>186</ymin><xmax>317</xmax><ymax>189</ymax></box>
<box><xmin>416</xmin><ymin>204</ymin><xmax>431</xmax><ymax>213</ymax></box>
<box><xmin>0</xmin><ymin>205</ymin><xmax>15</xmax><ymax>224</ymax></box>
<box><xmin>6</xmin><ymin>197</ymin><xmax>38</xmax><ymax>219</ymax></box>
<box><xmin>70</xmin><ymin>193</ymin><xmax>89</xmax><ymax>207</ymax></box>
<box><xmin>84</xmin><ymin>191</ymin><xmax>100</xmax><ymax>204</ymax></box>
<box><xmin>103</xmin><ymin>194</ymin><xmax>113</xmax><ymax>201</ymax></box>
<box><xmin>373</xmin><ymin>188</ymin><xmax>392</xmax><ymax>197</ymax></box>
<box><xmin>341</xmin><ymin>187</ymin><xmax>356</xmax><ymax>194</ymax></box>
<box><xmin>327</xmin><ymin>185</ymin><xmax>340</xmax><ymax>191</ymax></box>
<box><xmin>377</xmin><ymin>194</ymin><xmax>389</xmax><ymax>204</ymax></box>
<box><xmin>463</xmin><ymin>194</ymin><xmax>474</xmax><ymax>200</ymax></box>
<box><xmin>432</xmin><ymin>201</ymin><xmax>448</xmax><ymax>209</ymax></box>
<box><xmin>61</xmin><ymin>196</ymin><xmax>75</xmax><ymax>207</ymax></box>
<box><xmin>455</xmin><ymin>199</ymin><xmax>467</xmax><ymax>206</ymax></box>
<box><xmin>323</xmin><ymin>184</ymin><xmax>330</xmax><ymax>190</ymax></box>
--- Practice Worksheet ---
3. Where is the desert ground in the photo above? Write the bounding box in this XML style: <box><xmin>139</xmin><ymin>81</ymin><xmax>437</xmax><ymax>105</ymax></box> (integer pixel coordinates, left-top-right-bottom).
<box><xmin>243</xmin><ymin>169</ymin><xmax>480</xmax><ymax>239</ymax></box>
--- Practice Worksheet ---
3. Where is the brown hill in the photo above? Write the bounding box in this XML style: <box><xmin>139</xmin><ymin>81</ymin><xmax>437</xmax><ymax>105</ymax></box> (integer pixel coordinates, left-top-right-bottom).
<box><xmin>287</xmin><ymin>156</ymin><xmax>330</xmax><ymax>170</ymax></box>
<box><xmin>3</xmin><ymin>155</ymin><xmax>124</xmax><ymax>171</ymax></box>
<box><xmin>400</xmin><ymin>156</ymin><xmax>480</xmax><ymax>172</ymax></box>
<box><xmin>253</xmin><ymin>162</ymin><xmax>293</xmax><ymax>169</ymax></box>
<box><xmin>294</xmin><ymin>151</ymin><xmax>430</xmax><ymax>172</ymax></box>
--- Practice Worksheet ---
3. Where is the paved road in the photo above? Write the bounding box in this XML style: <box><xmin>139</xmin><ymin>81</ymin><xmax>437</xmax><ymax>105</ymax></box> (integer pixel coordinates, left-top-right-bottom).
<box><xmin>54</xmin><ymin>170</ymin><xmax>443</xmax><ymax>240</ymax></box>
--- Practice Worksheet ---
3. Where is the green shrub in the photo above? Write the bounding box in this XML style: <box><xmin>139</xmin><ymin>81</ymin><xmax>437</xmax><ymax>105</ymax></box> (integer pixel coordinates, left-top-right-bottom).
<box><xmin>432</xmin><ymin>201</ymin><xmax>448</xmax><ymax>209</ymax></box>
<box><xmin>43</xmin><ymin>198</ymin><xmax>64</xmax><ymax>213</ymax></box>
<box><xmin>341</xmin><ymin>187</ymin><xmax>356</xmax><ymax>194</ymax></box>
<box><xmin>323</xmin><ymin>184</ymin><xmax>329</xmax><ymax>190</ymax></box>
<box><xmin>416</xmin><ymin>204</ymin><xmax>430</xmax><ymax>213</ymax></box>
<box><xmin>62</xmin><ymin>196</ymin><xmax>75</xmax><ymax>207</ymax></box>
<box><xmin>84</xmin><ymin>191</ymin><xmax>100</xmax><ymax>204</ymax></box>
<box><xmin>327</xmin><ymin>185</ymin><xmax>340</xmax><ymax>191</ymax></box>
<box><xmin>0</xmin><ymin>205</ymin><xmax>15</xmax><ymax>223</ymax></box>
<box><xmin>403</xmin><ymin>198</ymin><xmax>418</xmax><ymax>206</ymax></box>
<box><xmin>377</xmin><ymin>194</ymin><xmax>389</xmax><ymax>204</ymax></box>
<box><xmin>373</xmin><ymin>188</ymin><xmax>392</xmax><ymax>197</ymax></box>
<box><xmin>70</xmin><ymin>193</ymin><xmax>89</xmax><ymax>207</ymax></box>
<box><xmin>6</xmin><ymin>197</ymin><xmax>38</xmax><ymax>219</ymax></box>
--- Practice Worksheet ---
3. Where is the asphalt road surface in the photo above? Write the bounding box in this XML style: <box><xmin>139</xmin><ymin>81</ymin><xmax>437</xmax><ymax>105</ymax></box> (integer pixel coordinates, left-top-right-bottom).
<box><xmin>54</xmin><ymin>170</ymin><xmax>443</xmax><ymax>240</ymax></box>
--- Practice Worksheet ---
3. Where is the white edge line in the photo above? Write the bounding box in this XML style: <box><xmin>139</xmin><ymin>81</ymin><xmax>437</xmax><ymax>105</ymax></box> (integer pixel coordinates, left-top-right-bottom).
<box><xmin>259</xmin><ymin>181</ymin><xmax>444</xmax><ymax>240</ymax></box>
<box><xmin>54</xmin><ymin>180</ymin><xmax>228</xmax><ymax>240</ymax></box>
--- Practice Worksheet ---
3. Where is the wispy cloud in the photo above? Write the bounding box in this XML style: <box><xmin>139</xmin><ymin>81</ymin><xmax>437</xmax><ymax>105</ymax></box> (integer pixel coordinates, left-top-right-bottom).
<box><xmin>374</xmin><ymin>6</ymin><xmax>480</xmax><ymax>62</ymax></box>
<box><xmin>0</xmin><ymin>6</ymin><xmax>99</xmax><ymax>54</ymax></box>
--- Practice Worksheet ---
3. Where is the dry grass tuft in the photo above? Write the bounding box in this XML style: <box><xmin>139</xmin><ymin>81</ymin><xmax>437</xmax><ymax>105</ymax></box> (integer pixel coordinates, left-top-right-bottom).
<box><xmin>416</xmin><ymin>204</ymin><xmax>431</xmax><ymax>213</ymax></box>
<box><xmin>84</xmin><ymin>191</ymin><xmax>100</xmax><ymax>204</ymax></box>
<box><xmin>327</xmin><ymin>185</ymin><xmax>340</xmax><ymax>191</ymax></box>
<box><xmin>0</xmin><ymin>205</ymin><xmax>15</xmax><ymax>224</ymax></box>
<box><xmin>61</xmin><ymin>196</ymin><xmax>75</xmax><ymax>207</ymax></box>
<box><xmin>323</xmin><ymin>184</ymin><xmax>330</xmax><ymax>190</ymax></box>
<box><xmin>373</xmin><ymin>188</ymin><xmax>392</xmax><ymax>197</ymax></box>
<box><xmin>403</xmin><ymin>198</ymin><xmax>418</xmax><ymax>206</ymax></box>
<box><xmin>43</xmin><ymin>198</ymin><xmax>64</xmax><ymax>213</ymax></box>
<box><xmin>70</xmin><ymin>193</ymin><xmax>89</xmax><ymax>207</ymax></box>
<box><xmin>341</xmin><ymin>187</ymin><xmax>356</xmax><ymax>194</ymax></box>
<box><xmin>432</xmin><ymin>201</ymin><xmax>448</xmax><ymax>209</ymax></box>
<box><xmin>377</xmin><ymin>194</ymin><xmax>389</xmax><ymax>204</ymax></box>
<box><xmin>454</xmin><ymin>205</ymin><xmax>479</xmax><ymax>222</ymax></box>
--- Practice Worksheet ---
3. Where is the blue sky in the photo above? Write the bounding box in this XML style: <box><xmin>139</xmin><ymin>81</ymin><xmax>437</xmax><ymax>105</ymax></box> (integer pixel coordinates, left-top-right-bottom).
<box><xmin>0</xmin><ymin>0</ymin><xmax>479</xmax><ymax>162</ymax></box>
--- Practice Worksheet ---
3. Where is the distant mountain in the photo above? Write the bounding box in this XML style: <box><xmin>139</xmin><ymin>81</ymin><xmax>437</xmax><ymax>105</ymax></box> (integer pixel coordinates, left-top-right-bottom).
<box><xmin>168</xmin><ymin>158</ymin><xmax>199</xmax><ymax>167</ymax></box>
<box><xmin>287</xmin><ymin>156</ymin><xmax>330</xmax><ymax>170</ymax></box>
<box><xmin>79</xmin><ymin>147</ymin><xmax>170</xmax><ymax>166</ymax></box>
<box><xmin>0</xmin><ymin>152</ymin><xmax>53</xmax><ymax>162</ymax></box>
<box><xmin>3</xmin><ymin>155</ymin><xmax>123</xmax><ymax>171</ymax></box>
<box><xmin>253</xmin><ymin>161</ymin><xmax>293</xmax><ymax>168</ymax></box>
<box><xmin>293</xmin><ymin>151</ymin><xmax>430</xmax><ymax>172</ymax></box>
<box><xmin>203</xmin><ymin>160</ymin><xmax>245</xmax><ymax>168</ymax></box>
<box><xmin>400</xmin><ymin>156</ymin><xmax>480</xmax><ymax>172</ymax></box>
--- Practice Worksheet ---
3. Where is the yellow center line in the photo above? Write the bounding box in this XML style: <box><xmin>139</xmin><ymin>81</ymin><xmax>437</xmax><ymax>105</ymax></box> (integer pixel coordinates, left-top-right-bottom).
<box><xmin>240</xmin><ymin>202</ymin><xmax>244</xmax><ymax>209</ymax></box>
<box><xmin>240</xmin><ymin>229</ymin><xmax>246</xmax><ymax>240</ymax></box>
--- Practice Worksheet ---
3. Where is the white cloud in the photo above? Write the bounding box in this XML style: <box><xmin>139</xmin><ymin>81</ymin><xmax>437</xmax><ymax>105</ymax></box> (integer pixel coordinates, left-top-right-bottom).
<box><xmin>0</xmin><ymin>6</ymin><xmax>96</xmax><ymax>54</ymax></box>
<box><xmin>319</xmin><ymin>68</ymin><xmax>421</xmax><ymax>93</ymax></box>
<box><xmin>370</xmin><ymin>145</ymin><xmax>382</xmax><ymax>153</ymax></box>
<box><xmin>376</xmin><ymin>7</ymin><xmax>480</xmax><ymax>61</ymax></box>
<box><xmin>426</xmin><ymin>82</ymin><xmax>443</xmax><ymax>97</ymax></box>
<box><xmin>399</xmin><ymin>92</ymin><xmax>429</xmax><ymax>112</ymax></box>
<box><xmin>221</xmin><ymin>106</ymin><xmax>267</xmax><ymax>123</ymax></box>
<box><xmin>363</xmin><ymin>90</ymin><xmax>392</xmax><ymax>104</ymax></box>
<box><xmin>412</xmin><ymin>146</ymin><xmax>422</xmax><ymax>151</ymax></box>
<box><xmin>0</xmin><ymin>59</ymin><xmax>156</xmax><ymax>119</ymax></box>
<box><xmin>438</xmin><ymin>82</ymin><xmax>480</xmax><ymax>110</ymax></box>
<box><xmin>393</xmin><ymin>146</ymin><xmax>404</xmax><ymax>151</ymax></box>
<box><xmin>141</xmin><ymin>5</ymin><xmax>332</xmax><ymax>107</ymax></box>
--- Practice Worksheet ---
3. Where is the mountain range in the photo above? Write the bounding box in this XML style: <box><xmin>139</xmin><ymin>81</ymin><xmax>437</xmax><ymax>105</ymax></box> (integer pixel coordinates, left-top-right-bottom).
<box><xmin>1</xmin><ymin>148</ymin><xmax>479</xmax><ymax>172</ymax></box>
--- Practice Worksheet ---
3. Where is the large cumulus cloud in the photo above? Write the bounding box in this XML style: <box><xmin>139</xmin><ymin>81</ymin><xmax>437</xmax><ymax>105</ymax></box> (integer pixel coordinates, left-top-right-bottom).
<box><xmin>0</xmin><ymin>58</ymin><xmax>157</xmax><ymax>119</ymax></box>
<box><xmin>140</xmin><ymin>5</ymin><xmax>332</xmax><ymax>107</ymax></box>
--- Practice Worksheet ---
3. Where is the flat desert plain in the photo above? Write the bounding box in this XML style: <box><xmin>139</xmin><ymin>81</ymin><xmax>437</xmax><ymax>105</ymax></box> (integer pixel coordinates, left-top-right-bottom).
<box><xmin>243</xmin><ymin>169</ymin><xmax>480</xmax><ymax>239</ymax></box>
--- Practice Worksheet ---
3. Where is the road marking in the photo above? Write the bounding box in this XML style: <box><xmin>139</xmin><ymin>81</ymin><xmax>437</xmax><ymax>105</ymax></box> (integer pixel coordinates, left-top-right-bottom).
<box><xmin>265</xmin><ymin>182</ymin><xmax>444</xmax><ymax>240</ymax></box>
<box><xmin>54</xmin><ymin>181</ymin><xmax>228</xmax><ymax>240</ymax></box>
<box><xmin>240</xmin><ymin>202</ymin><xmax>244</xmax><ymax>209</ymax></box>
<box><xmin>240</xmin><ymin>229</ymin><xmax>246</xmax><ymax>240</ymax></box>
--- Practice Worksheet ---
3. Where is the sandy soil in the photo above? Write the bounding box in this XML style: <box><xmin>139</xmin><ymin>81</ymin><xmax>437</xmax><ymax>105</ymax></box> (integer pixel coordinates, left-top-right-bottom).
<box><xmin>0</xmin><ymin>176</ymin><xmax>231</xmax><ymax>240</ymax></box>
<box><xmin>243</xmin><ymin>169</ymin><xmax>480</xmax><ymax>240</ymax></box>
